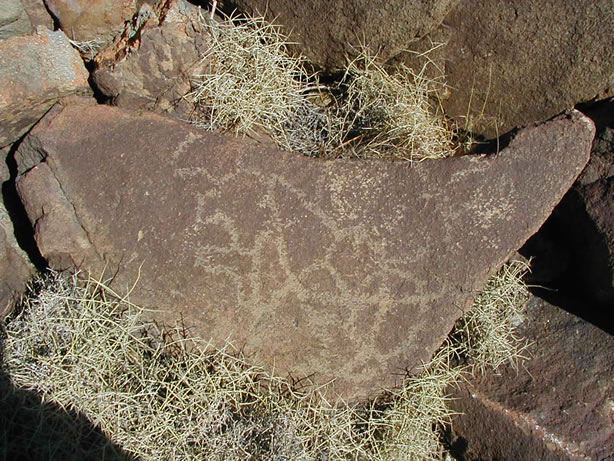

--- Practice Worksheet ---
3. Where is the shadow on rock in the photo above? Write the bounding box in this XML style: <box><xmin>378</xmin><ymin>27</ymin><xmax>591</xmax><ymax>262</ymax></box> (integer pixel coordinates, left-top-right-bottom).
<box><xmin>521</xmin><ymin>99</ymin><xmax>614</xmax><ymax>336</ymax></box>
<box><xmin>520</xmin><ymin>188</ymin><xmax>614</xmax><ymax>336</ymax></box>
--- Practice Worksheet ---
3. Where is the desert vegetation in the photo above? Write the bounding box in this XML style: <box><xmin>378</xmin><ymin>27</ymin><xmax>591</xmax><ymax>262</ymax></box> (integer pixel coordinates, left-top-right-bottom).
<box><xmin>1</xmin><ymin>13</ymin><xmax>533</xmax><ymax>460</ymax></box>
<box><xmin>188</xmin><ymin>12</ymin><xmax>456</xmax><ymax>161</ymax></box>
<box><xmin>1</xmin><ymin>260</ymin><xmax>530</xmax><ymax>460</ymax></box>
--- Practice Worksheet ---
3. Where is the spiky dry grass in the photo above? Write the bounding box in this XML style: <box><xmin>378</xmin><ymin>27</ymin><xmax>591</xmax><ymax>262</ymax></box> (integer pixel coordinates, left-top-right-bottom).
<box><xmin>1</xmin><ymin>273</ymin><xmax>365</xmax><ymax>460</ymax></box>
<box><xmin>450</xmin><ymin>259</ymin><xmax>532</xmax><ymax>374</ymax></box>
<box><xmin>1</xmin><ymin>260</ymin><xmax>530</xmax><ymax>460</ymax></box>
<box><xmin>188</xmin><ymin>13</ymin><xmax>314</xmax><ymax>138</ymax></box>
<box><xmin>327</xmin><ymin>49</ymin><xmax>455</xmax><ymax>161</ymax></box>
<box><xmin>188</xmin><ymin>14</ymin><xmax>456</xmax><ymax>161</ymax></box>
<box><xmin>66</xmin><ymin>37</ymin><xmax>105</xmax><ymax>60</ymax></box>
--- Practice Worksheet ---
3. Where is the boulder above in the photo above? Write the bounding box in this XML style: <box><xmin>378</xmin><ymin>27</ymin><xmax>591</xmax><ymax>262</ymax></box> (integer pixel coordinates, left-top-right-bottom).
<box><xmin>230</xmin><ymin>1</ymin><xmax>614</xmax><ymax>138</ymax></box>
<box><xmin>404</xmin><ymin>0</ymin><xmax>614</xmax><ymax>137</ymax></box>
<box><xmin>44</xmin><ymin>0</ymin><xmax>137</xmax><ymax>45</ymax></box>
<box><xmin>15</xmin><ymin>103</ymin><xmax>593</xmax><ymax>399</ymax></box>
<box><xmin>0</xmin><ymin>27</ymin><xmax>91</xmax><ymax>147</ymax></box>
<box><xmin>228</xmin><ymin>0</ymin><xmax>457</xmax><ymax>70</ymax></box>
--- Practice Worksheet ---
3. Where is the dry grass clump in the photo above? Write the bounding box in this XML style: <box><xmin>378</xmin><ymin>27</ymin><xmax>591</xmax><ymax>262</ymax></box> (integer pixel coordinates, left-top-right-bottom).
<box><xmin>369</xmin><ymin>345</ymin><xmax>464</xmax><ymax>461</ymax></box>
<box><xmin>67</xmin><ymin>37</ymin><xmax>105</xmax><ymax>60</ymax></box>
<box><xmin>327</xmin><ymin>50</ymin><xmax>455</xmax><ymax>161</ymax></box>
<box><xmin>1</xmin><ymin>260</ymin><xmax>530</xmax><ymax>460</ymax></box>
<box><xmin>1</xmin><ymin>273</ymin><xmax>364</xmax><ymax>460</ymax></box>
<box><xmin>449</xmin><ymin>259</ymin><xmax>532</xmax><ymax>374</ymax></box>
<box><xmin>188</xmin><ymin>13</ymin><xmax>314</xmax><ymax>138</ymax></box>
<box><xmin>188</xmin><ymin>13</ymin><xmax>456</xmax><ymax>161</ymax></box>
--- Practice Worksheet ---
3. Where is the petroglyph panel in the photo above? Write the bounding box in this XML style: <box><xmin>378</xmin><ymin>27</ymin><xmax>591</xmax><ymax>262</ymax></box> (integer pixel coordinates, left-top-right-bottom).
<box><xmin>15</xmin><ymin>103</ymin><xmax>593</xmax><ymax>398</ymax></box>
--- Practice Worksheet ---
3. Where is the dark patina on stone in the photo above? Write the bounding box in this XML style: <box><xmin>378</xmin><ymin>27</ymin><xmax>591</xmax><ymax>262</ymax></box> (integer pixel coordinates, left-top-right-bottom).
<box><xmin>15</xmin><ymin>103</ymin><xmax>593</xmax><ymax>398</ymax></box>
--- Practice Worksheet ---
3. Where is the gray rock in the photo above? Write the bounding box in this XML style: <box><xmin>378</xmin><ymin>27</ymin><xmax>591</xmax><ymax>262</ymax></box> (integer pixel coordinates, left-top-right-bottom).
<box><xmin>448</xmin><ymin>295</ymin><xmax>614</xmax><ymax>460</ymax></box>
<box><xmin>92</xmin><ymin>0</ymin><xmax>208</xmax><ymax>117</ymax></box>
<box><xmin>15</xmin><ymin>103</ymin><xmax>592</xmax><ymax>399</ymax></box>
<box><xmin>0</xmin><ymin>0</ymin><xmax>32</xmax><ymax>40</ymax></box>
<box><xmin>0</xmin><ymin>27</ymin><xmax>91</xmax><ymax>148</ymax></box>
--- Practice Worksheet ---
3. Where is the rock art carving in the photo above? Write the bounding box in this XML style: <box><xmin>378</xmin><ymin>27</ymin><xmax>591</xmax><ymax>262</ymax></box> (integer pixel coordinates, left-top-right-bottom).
<box><xmin>15</xmin><ymin>102</ymin><xmax>593</xmax><ymax>398</ymax></box>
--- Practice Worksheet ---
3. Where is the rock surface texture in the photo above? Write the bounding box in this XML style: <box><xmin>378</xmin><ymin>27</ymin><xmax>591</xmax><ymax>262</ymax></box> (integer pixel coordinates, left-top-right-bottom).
<box><xmin>422</xmin><ymin>0</ymin><xmax>614</xmax><ymax>137</ymax></box>
<box><xmin>448</xmin><ymin>295</ymin><xmax>614</xmax><ymax>461</ymax></box>
<box><xmin>520</xmin><ymin>100</ymin><xmax>614</xmax><ymax>329</ymax></box>
<box><xmin>21</xmin><ymin>0</ymin><xmax>54</xmax><ymax>30</ymax></box>
<box><xmin>0</xmin><ymin>27</ymin><xmax>91</xmax><ymax>147</ymax></box>
<box><xmin>43</xmin><ymin>0</ymin><xmax>137</xmax><ymax>45</ymax></box>
<box><xmin>92</xmin><ymin>0</ymin><xmax>208</xmax><ymax>117</ymax></box>
<box><xmin>575</xmin><ymin>119</ymin><xmax>614</xmax><ymax>304</ymax></box>
<box><xmin>15</xmin><ymin>103</ymin><xmax>593</xmax><ymax>399</ymax></box>
<box><xmin>0</xmin><ymin>148</ymin><xmax>34</xmax><ymax>317</ymax></box>
<box><xmin>232</xmin><ymin>1</ymin><xmax>614</xmax><ymax>138</ymax></box>
<box><xmin>228</xmin><ymin>0</ymin><xmax>457</xmax><ymax>70</ymax></box>
<box><xmin>0</xmin><ymin>0</ymin><xmax>32</xmax><ymax>40</ymax></box>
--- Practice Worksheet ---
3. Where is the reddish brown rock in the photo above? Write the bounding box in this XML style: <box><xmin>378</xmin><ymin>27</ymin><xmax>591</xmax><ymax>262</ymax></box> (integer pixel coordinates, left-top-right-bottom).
<box><xmin>520</xmin><ymin>102</ymin><xmax>614</xmax><ymax>317</ymax></box>
<box><xmin>234</xmin><ymin>1</ymin><xmax>614</xmax><ymax>138</ymax></box>
<box><xmin>44</xmin><ymin>0</ymin><xmax>137</xmax><ymax>44</ymax></box>
<box><xmin>92</xmin><ymin>0</ymin><xmax>208</xmax><ymax>117</ymax></box>
<box><xmin>578</xmin><ymin>111</ymin><xmax>614</xmax><ymax>302</ymax></box>
<box><xmin>0</xmin><ymin>27</ymin><xmax>91</xmax><ymax>147</ymax></box>
<box><xmin>448</xmin><ymin>295</ymin><xmax>614</xmax><ymax>460</ymax></box>
<box><xmin>22</xmin><ymin>0</ymin><xmax>54</xmax><ymax>30</ymax></box>
<box><xmin>577</xmin><ymin>179</ymin><xmax>614</xmax><ymax>303</ymax></box>
<box><xmin>0</xmin><ymin>147</ymin><xmax>35</xmax><ymax>318</ymax></box>
<box><xmin>0</xmin><ymin>229</ymin><xmax>34</xmax><ymax>318</ymax></box>
<box><xmin>228</xmin><ymin>0</ymin><xmax>457</xmax><ymax>70</ymax></box>
<box><xmin>14</xmin><ymin>103</ymin><xmax>593</xmax><ymax>399</ymax></box>
<box><xmin>412</xmin><ymin>0</ymin><xmax>614</xmax><ymax>137</ymax></box>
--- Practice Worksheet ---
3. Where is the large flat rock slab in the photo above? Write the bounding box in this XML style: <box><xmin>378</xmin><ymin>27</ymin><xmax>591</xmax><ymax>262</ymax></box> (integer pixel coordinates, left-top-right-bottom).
<box><xmin>15</xmin><ymin>103</ymin><xmax>593</xmax><ymax>398</ymax></box>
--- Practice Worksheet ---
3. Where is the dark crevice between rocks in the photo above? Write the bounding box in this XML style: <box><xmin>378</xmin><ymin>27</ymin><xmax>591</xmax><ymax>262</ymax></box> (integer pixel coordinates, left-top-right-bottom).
<box><xmin>185</xmin><ymin>0</ymin><xmax>239</xmax><ymax>17</ymax></box>
<box><xmin>442</xmin><ymin>426</ymin><xmax>471</xmax><ymax>461</ymax></box>
<box><xmin>467</xmin><ymin>104</ymin><xmax>612</xmax><ymax>157</ymax></box>
<box><xmin>519</xmin><ymin>188</ymin><xmax>613</xmax><ymax>336</ymax></box>
<box><xmin>44</xmin><ymin>2</ymin><xmax>61</xmax><ymax>33</ymax></box>
<box><xmin>576</xmin><ymin>96</ymin><xmax>614</xmax><ymax>132</ymax></box>
<box><xmin>2</xmin><ymin>138</ymin><xmax>47</xmax><ymax>272</ymax></box>
<box><xmin>86</xmin><ymin>63</ymin><xmax>113</xmax><ymax>105</ymax></box>
<box><xmin>459</xmin><ymin>128</ymin><xmax>516</xmax><ymax>156</ymax></box>
<box><xmin>519</xmin><ymin>98</ymin><xmax>614</xmax><ymax>337</ymax></box>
